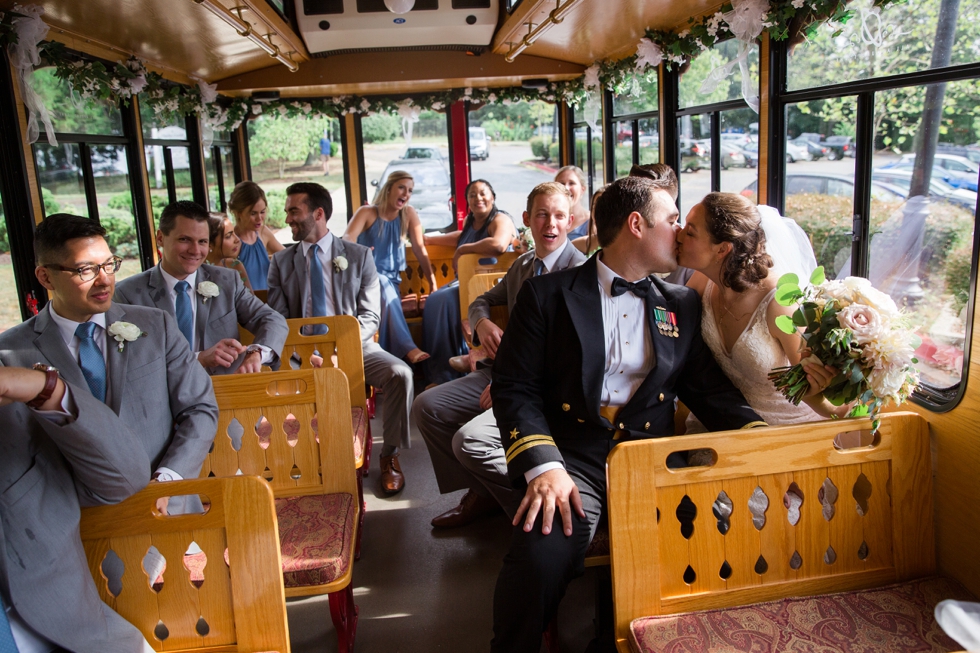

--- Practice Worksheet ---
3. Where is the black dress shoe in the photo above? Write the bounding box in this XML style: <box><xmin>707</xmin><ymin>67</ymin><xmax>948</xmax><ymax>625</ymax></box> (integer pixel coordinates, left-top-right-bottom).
<box><xmin>431</xmin><ymin>490</ymin><xmax>499</xmax><ymax>528</ymax></box>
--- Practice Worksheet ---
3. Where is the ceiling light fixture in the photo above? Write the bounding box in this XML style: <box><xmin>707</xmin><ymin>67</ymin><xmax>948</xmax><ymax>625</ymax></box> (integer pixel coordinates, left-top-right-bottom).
<box><xmin>384</xmin><ymin>0</ymin><xmax>416</xmax><ymax>14</ymax></box>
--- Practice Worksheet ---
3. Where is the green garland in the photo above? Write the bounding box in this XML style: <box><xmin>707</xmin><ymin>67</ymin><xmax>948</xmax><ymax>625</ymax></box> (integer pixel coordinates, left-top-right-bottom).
<box><xmin>6</xmin><ymin>0</ymin><xmax>905</xmax><ymax>128</ymax></box>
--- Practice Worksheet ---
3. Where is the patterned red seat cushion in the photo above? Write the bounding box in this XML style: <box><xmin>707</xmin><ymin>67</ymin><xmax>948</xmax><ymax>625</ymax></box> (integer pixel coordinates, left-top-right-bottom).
<box><xmin>351</xmin><ymin>406</ymin><xmax>366</xmax><ymax>463</ymax></box>
<box><xmin>629</xmin><ymin>577</ymin><xmax>973</xmax><ymax>653</ymax></box>
<box><xmin>275</xmin><ymin>493</ymin><xmax>356</xmax><ymax>588</ymax></box>
<box><xmin>585</xmin><ymin>526</ymin><xmax>608</xmax><ymax>559</ymax></box>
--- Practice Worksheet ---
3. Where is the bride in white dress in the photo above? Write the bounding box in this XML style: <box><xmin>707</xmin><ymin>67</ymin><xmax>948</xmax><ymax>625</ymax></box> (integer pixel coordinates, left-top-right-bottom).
<box><xmin>675</xmin><ymin>192</ymin><xmax>848</xmax><ymax>431</ymax></box>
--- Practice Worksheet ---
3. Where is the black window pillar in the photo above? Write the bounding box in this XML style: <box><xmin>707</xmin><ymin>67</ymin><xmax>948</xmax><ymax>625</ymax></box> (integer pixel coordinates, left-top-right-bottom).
<box><xmin>766</xmin><ymin>37</ymin><xmax>787</xmax><ymax>212</ymax></box>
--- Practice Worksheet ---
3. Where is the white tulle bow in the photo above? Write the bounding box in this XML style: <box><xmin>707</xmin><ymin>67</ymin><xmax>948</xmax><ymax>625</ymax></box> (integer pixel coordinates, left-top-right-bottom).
<box><xmin>699</xmin><ymin>0</ymin><xmax>769</xmax><ymax>113</ymax></box>
<box><xmin>8</xmin><ymin>4</ymin><xmax>57</xmax><ymax>145</ymax></box>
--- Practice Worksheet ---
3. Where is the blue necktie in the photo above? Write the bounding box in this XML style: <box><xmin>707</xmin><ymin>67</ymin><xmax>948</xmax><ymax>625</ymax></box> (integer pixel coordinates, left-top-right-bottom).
<box><xmin>309</xmin><ymin>245</ymin><xmax>328</xmax><ymax>335</ymax></box>
<box><xmin>174</xmin><ymin>280</ymin><xmax>194</xmax><ymax>347</ymax></box>
<box><xmin>0</xmin><ymin>595</ymin><xmax>20</xmax><ymax>653</ymax></box>
<box><xmin>533</xmin><ymin>258</ymin><xmax>546</xmax><ymax>277</ymax></box>
<box><xmin>75</xmin><ymin>322</ymin><xmax>106</xmax><ymax>403</ymax></box>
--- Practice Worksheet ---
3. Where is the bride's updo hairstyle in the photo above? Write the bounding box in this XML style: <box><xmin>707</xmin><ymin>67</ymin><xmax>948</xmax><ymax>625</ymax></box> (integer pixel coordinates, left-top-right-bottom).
<box><xmin>700</xmin><ymin>192</ymin><xmax>773</xmax><ymax>292</ymax></box>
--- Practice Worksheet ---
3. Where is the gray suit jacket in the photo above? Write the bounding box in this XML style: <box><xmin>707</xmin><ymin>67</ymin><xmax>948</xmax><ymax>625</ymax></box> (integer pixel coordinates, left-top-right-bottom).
<box><xmin>267</xmin><ymin>236</ymin><xmax>382</xmax><ymax>349</ymax></box>
<box><xmin>0</xmin><ymin>381</ymin><xmax>152</xmax><ymax>652</ymax></box>
<box><xmin>469</xmin><ymin>241</ymin><xmax>587</xmax><ymax>344</ymax></box>
<box><xmin>0</xmin><ymin>303</ymin><xmax>218</xmax><ymax>480</ymax></box>
<box><xmin>114</xmin><ymin>263</ymin><xmax>288</xmax><ymax>374</ymax></box>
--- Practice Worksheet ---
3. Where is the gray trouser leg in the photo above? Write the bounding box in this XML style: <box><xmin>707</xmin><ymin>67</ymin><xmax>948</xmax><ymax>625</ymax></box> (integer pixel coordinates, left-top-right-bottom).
<box><xmin>452</xmin><ymin>409</ymin><xmax>520</xmax><ymax>514</ymax></box>
<box><xmin>363</xmin><ymin>346</ymin><xmax>414</xmax><ymax>449</ymax></box>
<box><xmin>411</xmin><ymin>367</ymin><xmax>491</xmax><ymax>494</ymax></box>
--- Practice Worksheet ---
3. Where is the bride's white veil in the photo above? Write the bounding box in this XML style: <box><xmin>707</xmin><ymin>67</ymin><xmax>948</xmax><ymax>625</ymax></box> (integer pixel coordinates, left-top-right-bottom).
<box><xmin>756</xmin><ymin>204</ymin><xmax>818</xmax><ymax>283</ymax></box>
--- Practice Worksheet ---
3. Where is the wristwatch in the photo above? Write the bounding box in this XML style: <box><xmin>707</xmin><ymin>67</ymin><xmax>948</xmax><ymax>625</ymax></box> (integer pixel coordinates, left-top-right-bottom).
<box><xmin>245</xmin><ymin>344</ymin><xmax>263</xmax><ymax>357</ymax></box>
<box><xmin>27</xmin><ymin>363</ymin><xmax>60</xmax><ymax>409</ymax></box>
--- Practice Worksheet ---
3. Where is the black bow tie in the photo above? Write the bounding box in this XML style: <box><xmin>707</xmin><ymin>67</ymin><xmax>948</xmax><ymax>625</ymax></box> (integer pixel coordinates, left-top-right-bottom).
<box><xmin>610</xmin><ymin>277</ymin><xmax>653</xmax><ymax>298</ymax></box>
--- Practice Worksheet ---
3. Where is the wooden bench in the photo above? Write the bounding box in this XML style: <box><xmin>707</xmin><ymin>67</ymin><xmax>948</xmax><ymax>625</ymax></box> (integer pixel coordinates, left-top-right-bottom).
<box><xmin>606</xmin><ymin>412</ymin><xmax>971</xmax><ymax>652</ymax></box>
<box><xmin>80</xmin><ymin>476</ymin><xmax>290</xmax><ymax>652</ymax></box>
<box><xmin>458</xmin><ymin>251</ymin><xmax>519</xmax><ymax>340</ymax></box>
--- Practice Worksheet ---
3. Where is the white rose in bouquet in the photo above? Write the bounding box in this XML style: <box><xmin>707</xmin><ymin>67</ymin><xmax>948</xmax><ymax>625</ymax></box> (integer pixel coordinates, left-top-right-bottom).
<box><xmin>868</xmin><ymin>365</ymin><xmax>907</xmax><ymax>399</ymax></box>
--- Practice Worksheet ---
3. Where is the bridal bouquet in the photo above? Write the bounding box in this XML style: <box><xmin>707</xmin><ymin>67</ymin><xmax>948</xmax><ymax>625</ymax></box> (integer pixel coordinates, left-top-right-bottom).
<box><xmin>768</xmin><ymin>267</ymin><xmax>920</xmax><ymax>432</ymax></box>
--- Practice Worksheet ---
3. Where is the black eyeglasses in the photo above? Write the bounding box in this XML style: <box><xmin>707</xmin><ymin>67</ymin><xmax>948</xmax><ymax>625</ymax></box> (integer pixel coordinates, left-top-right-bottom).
<box><xmin>47</xmin><ymin>256</ymin><xmax>123</xmax><ymax>282</ymax></box>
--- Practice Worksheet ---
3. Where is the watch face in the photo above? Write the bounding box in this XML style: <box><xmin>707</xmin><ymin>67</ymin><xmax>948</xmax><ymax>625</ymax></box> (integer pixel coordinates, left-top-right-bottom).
<box><xmin>33</xmin><ymin>363</ymin><xmax>57</xmax><ymax>373</ymax></box>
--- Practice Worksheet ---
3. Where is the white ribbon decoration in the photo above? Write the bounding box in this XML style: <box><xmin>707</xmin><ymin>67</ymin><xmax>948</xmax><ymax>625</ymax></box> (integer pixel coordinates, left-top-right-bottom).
<box><xmin>699</xmin><ymin>0</ymin><xmax>769</xmax><ymax>113</ymax></box>
<box><xmin>8</xmin><ymin>4</ymin><xmax>57</xmax><ymax>145</ymax></box>
<box><xmin>396</xmin><ymin>98</ymin><xmax>420</xmax><ymax>147</ymax></box>
<box><xmin>635</xmin><ymin>38</ymin><xmax>664</xmax><ymax>71</ymax></box>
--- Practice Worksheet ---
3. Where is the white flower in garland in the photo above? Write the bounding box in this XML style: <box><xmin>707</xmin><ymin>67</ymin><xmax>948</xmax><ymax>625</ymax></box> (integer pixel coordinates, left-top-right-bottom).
<box><xmin>432</xmin><ymin>101</ymin><xmax>444</xmax><ymax>111</ymax></box>
<box><xmin>635</xmin><ymin>37</ymin><xmax>664</xmax><ymax>71</ymax></box>
<box><xmin>251</xmin><ymin>104</ymin><xmax>263</xmax><ymax>115</ymax></box>
<box><xmin>332</xmin><ymin>256</ymin><xmax>348</xmax><ymax>272</ymax></box>
<box><xmin>108</xmin><ymin>321</ymin><xmax>146</xmax><ymax>353</ymax></box>
<box><xmin>302</xmin><ymin>102</ymin><xmax>313</xmax><ymax>114</ymax></box>
<box><xmin>360</xmin><ymin>98</ymin><xmax>371</xmax><ymax>112</ymax></box>
<box><xmin>197</xmin><ymin>281</ymin><xmax>220</xmax><ymax>303</ymax></box>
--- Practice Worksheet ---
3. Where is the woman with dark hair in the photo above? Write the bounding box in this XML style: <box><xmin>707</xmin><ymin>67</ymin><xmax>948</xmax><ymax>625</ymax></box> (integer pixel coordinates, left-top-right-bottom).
<box><xmin>343</xmin><ymin>170</ymin><xmax>437</xmax><ymax>364</ymax></box>
<box><xmin>420</xmin><ymin>179</ymin><xmax>516</xmax><ymax>385</ymax></box>
<box><xmin>676</xmin><ymin>192</ymin><xmax>847</xmax><ymax>429</ymax></box>
<box><xmin>229</xmin><ymin>180</ymin><xmax>283</xmax><ymax>291</ymax></box>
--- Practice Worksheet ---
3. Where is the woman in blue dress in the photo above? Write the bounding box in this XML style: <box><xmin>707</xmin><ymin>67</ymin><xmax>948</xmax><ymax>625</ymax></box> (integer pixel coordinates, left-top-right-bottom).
<box><xmin>420</xmin><ymin>179</ymin><xmax>516</xmax><ymax>385</ymax></box>
<box><xmin>555</xmin><ymin>165</ymin><xmax>591</xmax><ymax>240</ymax></box>
<box><xmin>343</xmin><ymin>170</ymin><xmax>438</xmax><ymax>364</ymax></box>
<box><xmin>229</xmin><ymin>180</ymin><xmax>284</xmax><ymax>291</ymax></box>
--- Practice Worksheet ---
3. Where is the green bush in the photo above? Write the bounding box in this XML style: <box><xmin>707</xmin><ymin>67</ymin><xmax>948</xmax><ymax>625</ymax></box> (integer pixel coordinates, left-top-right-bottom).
<box><xmin>0</xmin><ymin>209</ymin><xmax>7</xmax><ymax>255</ymax></box>
<box><xmin>41</xmin><ymin>187</ymin><xmax>60</xmax><ymax>215</ymax></box>
<box><xmin>944</xmin><ymin>243</ymin><xmax>973</xmax><ymax>313</ymax></box>
<box><xmin>548</xmin><ymin>142</ymin><xmax>560</xmax><ymax>162</ymax></box>
<box><xmin>263</xmin><ymin>188</ymin><xmax>288</xmax><ymax>229</ymax></box>
<box><xmin>529</xmin><ymin>136</ymin><xmax>546</xmax><ymax>159</ymax></box>
<box><xmin>100</xmin><ymin>209</ymin><xmax>141</xmax><ymax>259</ymax></box>
<box><xmin>361</xmin><ymin>114</ymin><xmax>401</xmax><ymax>143</ymax></box>
<box><xmin>574</xmin><ymin>139</ymin><xmax>603</xmax><ymax>166</ymax></box>
<box><xmin>108</xmin><ymin>191</ymin><xmax>133</xmax><ymax>213</ymax></box>
<box><xmin>481</xmin><ymin>118</ymin><xmax>534</xmax><ymax>141</ymax></box>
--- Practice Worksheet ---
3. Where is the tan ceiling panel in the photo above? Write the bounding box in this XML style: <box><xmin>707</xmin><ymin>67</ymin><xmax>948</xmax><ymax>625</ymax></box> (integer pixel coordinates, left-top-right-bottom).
<box><xmin>216</xmin><ymin>51</ymin><xmax>585</xmax><ymax>98</ymax></box>
<box><xmin>0</xmin><ymin>0</ymin><xmax>305</xmax><ymax>81</ymax></box>
<box><xmin>494</xmin><ymin>0</ymin><xmax>725</xmax><ymax>65</ymax></box>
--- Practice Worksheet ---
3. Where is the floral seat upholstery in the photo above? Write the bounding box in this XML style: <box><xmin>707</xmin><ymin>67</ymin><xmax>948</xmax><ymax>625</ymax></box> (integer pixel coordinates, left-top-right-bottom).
<box><xmin>629</xmin><ymin>577</ymin><xmax>973</xmax><ymax>653</ymax></box>
<box><xmin>351</xmin><ymin>406</ymin><xmax>366</xmax><ymax>464</ymax></box>
<box><xmin>585</xmin><ymin>525</ymin><xmax>608</xmax><ymax>559</ymax></box>
<box><xmin>275</xmin><ymin>492</ymin><xmax>356</xmax><ymax>589</ymax></box>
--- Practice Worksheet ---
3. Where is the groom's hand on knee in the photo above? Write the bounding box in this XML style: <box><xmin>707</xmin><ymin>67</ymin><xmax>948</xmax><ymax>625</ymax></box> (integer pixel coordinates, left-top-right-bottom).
<box><xmin>514</xmin><ymin>468</ymin><xmax>586</xmax><ymax>537</ymax></box>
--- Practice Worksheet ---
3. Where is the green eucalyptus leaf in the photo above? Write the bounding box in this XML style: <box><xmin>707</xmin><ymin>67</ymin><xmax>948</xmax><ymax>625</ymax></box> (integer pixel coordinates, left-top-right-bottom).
<box><xmin>775</xmin><ymin>315</ymin><xmax>797</xmax><ymax>334</ymax></box>
<box><xmin>775</xmin><ymin>283</ymin><xmax>803</xmax><ymax>306</ymax></box>
<box><xmin>809</xmin><ymin>266</ymin><xmax>826</xmax><ymax>285</ymax></box>
<box><xmin>776</xmin><ymin>273</ymin><xmax>799</xmax><ymax>288</ymax></box>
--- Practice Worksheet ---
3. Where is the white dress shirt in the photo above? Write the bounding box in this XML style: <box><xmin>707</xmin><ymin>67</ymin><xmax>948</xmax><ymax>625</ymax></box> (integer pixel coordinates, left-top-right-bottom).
<box><xmin>534</xmin><ymin>238</ymin><xmax>569</xmax><ymax>275</ymax></box>
<box><xmin>525</xmin><ymin>256</ymin><xmax>655</xmax><ymax>484</ymax></box>
<box><xmin>300</xmin><ymin>232</ymin><xmax>337</xmax><ymax>319</ymax></box>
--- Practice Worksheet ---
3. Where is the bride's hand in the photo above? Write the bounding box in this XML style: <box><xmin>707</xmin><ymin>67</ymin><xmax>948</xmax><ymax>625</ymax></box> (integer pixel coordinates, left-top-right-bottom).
<box><xmin>802</xmin><ymin>360</ymin><xmax>837</xmax><ymax>398</ymax></box>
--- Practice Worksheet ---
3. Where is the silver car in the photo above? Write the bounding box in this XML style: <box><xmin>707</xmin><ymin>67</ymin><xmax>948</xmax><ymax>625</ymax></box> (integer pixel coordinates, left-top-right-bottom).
<box><xmin>372</xmin><ymin>159</ymin><xmax>454</xmax><ymax>232</ymax></box>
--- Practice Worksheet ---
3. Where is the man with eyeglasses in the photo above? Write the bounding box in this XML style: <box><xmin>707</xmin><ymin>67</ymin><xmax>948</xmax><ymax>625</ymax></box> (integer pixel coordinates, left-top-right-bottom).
<box><xmin>115</xmin><ymin>200</ymin><xmax>288</xmax><ymax>374</ymax></box>
<box><xmin>0</xmin><ymin>213</ymin><xmax>216</xmax><ymax>650</ymax></box>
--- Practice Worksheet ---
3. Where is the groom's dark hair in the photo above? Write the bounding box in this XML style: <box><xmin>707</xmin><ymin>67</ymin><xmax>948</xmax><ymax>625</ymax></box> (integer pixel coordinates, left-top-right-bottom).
<box><xmin>593</xmin><ymin>176</ymin><xmax>669</xmax><ymax>248</ymax></box>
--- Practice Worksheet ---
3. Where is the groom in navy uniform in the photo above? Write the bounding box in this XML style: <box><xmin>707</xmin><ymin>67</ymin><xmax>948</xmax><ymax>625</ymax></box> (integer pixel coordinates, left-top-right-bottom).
<box><xmin>489</xmin><ymin>176</ymin><xmax>765</xmax><ymax>652</ymax></box>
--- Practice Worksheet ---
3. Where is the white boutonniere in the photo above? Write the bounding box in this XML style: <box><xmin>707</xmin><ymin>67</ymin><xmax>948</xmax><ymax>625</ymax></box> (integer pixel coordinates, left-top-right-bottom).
<box><xmin>332</xmin><ymin>256</ymin><xmax>348</xmax><ymax>272</ymax></box>
<box><xmin>107</xmin><ymin>321</ymin><xmax>146</xmax><ymax>352</ymax></box>
<box><xmin>197</xmin><ymin>281</ymin><xmax>220</xmax><ymax>303</ymax></box>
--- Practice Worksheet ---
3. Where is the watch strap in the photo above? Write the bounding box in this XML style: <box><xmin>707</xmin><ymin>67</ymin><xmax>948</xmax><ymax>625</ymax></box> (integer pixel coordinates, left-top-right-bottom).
<box><xmin>27</xmin><ymin>367</ymin><xmax>60</xmax><ymax>409</ymax></box>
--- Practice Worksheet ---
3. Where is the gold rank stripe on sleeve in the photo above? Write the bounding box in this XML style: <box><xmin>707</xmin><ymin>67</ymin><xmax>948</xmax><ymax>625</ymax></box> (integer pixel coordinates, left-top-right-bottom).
<box><xmin>505</xmin><ymin>435</ymin><xmax>557</xmax><ymax>463</ymax></box>
<box><xmin>740</xmin><ymin>421</ymin><xmax>769</xmax><ymax>429</ymax></box>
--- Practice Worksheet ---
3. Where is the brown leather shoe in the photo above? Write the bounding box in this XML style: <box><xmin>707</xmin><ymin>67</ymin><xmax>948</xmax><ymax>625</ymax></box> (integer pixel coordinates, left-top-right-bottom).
<box><xmin>448</xmin><ymin>355</ymin><xmax>470</xmax><ymax>374</ymax></box>
<box><xmin>379</xmin><ymin>454</ymin><xmax>405</xmax><ymax>495</ymax></box>
<box><xmin>431</xmin><ymin>490</ymin><xmax>500</xmax><ymax>528</ymax></box>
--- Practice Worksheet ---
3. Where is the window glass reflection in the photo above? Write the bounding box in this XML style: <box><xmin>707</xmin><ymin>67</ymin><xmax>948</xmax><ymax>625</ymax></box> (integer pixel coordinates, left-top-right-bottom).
<box><xmin>34</xmin><ymin>68</ymin><xmax>123</xmax><ymax>136</ymax></box>
<box><xmin>34</xmin><ymin>142</ymin><xmax>87</xmax><ymax>218</ymax></box>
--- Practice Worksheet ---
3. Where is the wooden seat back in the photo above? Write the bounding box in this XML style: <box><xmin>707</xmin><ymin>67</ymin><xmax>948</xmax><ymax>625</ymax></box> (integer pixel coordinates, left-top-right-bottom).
<box><xmin>280</xmin><ymin>315</ymin><xmax>365</xmax><ymax>406</ymax></box>
<box><xmin>457</xmin><ymin>251</ymin><xmax>520</xmax><ymax>329</ymax></box>
<box><xmin>205</xmin><ymin>368</ymin><xmax>359</xmax><ymax>502</ymax></box>
<box><xmin>401</xmin><ymin>244</ymin><xmax>455</xmax><ymax>296</ymax></box>
<box><xmin>607</xmin><ymin>412</ymin><xmax>934</xmax><ymax>650</ymax></box>
<box><xmin>80</xmin><ymin>476</ymin><xmax>289</xmax><ymax>652</ymax></box>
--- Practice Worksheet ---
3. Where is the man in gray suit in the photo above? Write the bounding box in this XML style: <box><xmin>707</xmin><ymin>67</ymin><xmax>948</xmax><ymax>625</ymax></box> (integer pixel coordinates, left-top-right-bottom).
<box><xmin>0</xmin><ymin>214</ymin><xmax>217</xmax><ymax>494</ymax></box>
<box><xmin>267</xmin><ymin>182</ymin><xmax>413</xmax><ymax>495</ymax></box>
<box><xmin>0</xmin><ymin>365</ymin><xmax>154</xmax><ymax>652</ymax></box>
<box><xmin>413</xmin><ymin>182</ymin><xmax>587</xmax><ymax>527</ymax></box>
<box><xmin>115</xmin><ymin>200</ymin><xmax>287</xmax><ymax>375</ymax></box>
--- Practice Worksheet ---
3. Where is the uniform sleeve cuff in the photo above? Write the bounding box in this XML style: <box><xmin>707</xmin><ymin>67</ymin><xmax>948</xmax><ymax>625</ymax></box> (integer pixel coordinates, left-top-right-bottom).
<box><xmin>524</xmin><ymin>461</ymin><xmax>565</xmax><ymax>484</ymax></box>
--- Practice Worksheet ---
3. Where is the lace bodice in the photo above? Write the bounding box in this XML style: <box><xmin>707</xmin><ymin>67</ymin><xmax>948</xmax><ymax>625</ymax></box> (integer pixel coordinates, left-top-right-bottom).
<box><xmin>687</xmin><ymin>281</ymin><xmax>820</xmax><ymax>432</ymax></box>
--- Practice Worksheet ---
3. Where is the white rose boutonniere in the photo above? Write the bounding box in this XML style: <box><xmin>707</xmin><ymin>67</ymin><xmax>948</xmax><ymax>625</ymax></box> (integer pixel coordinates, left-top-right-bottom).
<box><xmin>107</xmin><ymin>321</ymin><xmax>146</xmax><ymax>353</ymax></box>
<box><xmin>332</xmin><ymin>256</ymin><xmax>348</xmax><ymax>272</ymax></box>
<box><xmin>197</xmin><ymin>281</ymin><xmax>220</xmax><ymax>303</ymax></box>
